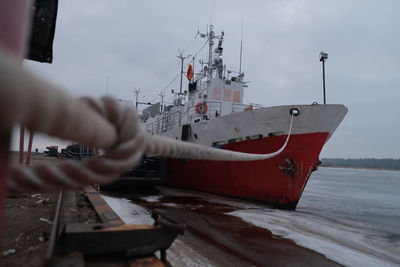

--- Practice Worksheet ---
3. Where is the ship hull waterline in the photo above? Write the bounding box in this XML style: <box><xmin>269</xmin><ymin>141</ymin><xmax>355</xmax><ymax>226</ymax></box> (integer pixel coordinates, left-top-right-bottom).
<box><xmin>165</xmin><ymin>132</ymin><xmax>329</xmax><ymax>210</ymax></box>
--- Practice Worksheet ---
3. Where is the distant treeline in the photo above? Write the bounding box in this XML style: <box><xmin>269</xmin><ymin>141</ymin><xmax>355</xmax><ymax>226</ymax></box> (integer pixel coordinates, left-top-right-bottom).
<box><xmin>321</xmin><ymin>158</ymin><xmax>400</xmax><ymax>170</ymax></box>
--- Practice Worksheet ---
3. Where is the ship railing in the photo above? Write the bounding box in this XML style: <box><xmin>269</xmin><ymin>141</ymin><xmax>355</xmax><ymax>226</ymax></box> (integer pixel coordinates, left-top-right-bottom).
<box><xmin>231</xmin><ymin>103</ymin><xmax>262</xmax><ymax>113</ymax></box>
<box><xmin>163</xmin><ymin>110</ymin><xmax>182</xmax><ymax>132</ymax></box>
<box><xmin>144</xmin><ymin>109</ymin><xmax>182</xmax><ymax>135</ymax></box>
<box><xmin>205</xmin><ymin>101</ymin><xmax>223</xmax><ymax>118</ymax></box>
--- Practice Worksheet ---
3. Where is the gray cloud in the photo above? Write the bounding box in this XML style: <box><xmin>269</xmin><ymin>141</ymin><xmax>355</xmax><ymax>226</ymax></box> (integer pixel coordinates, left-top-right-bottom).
<box><xmin>18</xmin><ymin>0</ymin><xmax>400</xmax><ymax>158</ymax></box>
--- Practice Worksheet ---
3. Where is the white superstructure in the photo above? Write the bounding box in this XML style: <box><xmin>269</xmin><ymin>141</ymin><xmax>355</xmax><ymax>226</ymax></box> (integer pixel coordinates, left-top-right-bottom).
<box><xmin>143</xmin><ymin>25</ymin><xmax>253</xmax><ymax>136</ymax></box>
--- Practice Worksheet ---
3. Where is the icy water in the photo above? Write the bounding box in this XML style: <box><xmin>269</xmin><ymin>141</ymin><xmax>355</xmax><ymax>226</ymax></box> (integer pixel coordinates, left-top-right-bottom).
<box><xmin>300</xmin><ymin>167</ymin><xmax>400</xmax><ymax>234</ymax></box>
<box><xmin>103</xmin><ymin>167</ymin><xmax>400</xmax><ymax>266</ymax></box>
<box><xmin>230</xmin><ymin>167</ymin><xmax>400</xmax><ymax>266</ymax></box>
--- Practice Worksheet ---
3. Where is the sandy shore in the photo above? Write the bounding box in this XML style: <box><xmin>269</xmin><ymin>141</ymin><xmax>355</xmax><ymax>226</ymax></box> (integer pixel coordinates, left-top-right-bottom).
<box><xmin>1</xmin><ymin>153</ymin><xmax>59</xmax><ymax>266</ymax></box>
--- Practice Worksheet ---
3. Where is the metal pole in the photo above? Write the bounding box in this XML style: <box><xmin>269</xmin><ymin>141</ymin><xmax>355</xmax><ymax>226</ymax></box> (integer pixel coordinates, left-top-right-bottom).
<box><xmin>322</xmin><ymin>60</ymin><xmax>326</xmax><ymax>104</ymax></box>
<box><xmin>160</xmin><ymin>94</ymin><xmax>164</xmax><ymax>112</ymax></box>
<box><xmin>239</xmin><ymin>39</ymin><xmax>243</xmax><ymax>74</ymax></box>
<box><xmin>134</xmin><ymin>89</ymin><xmax>139</xmax><ymax>110</ymax></box>
<box><xmin>179</xmin><ymin>56</ymin><xmax>183</xmax><ymax>94</ymax></box>
<box><xmin>319</xmin><ymin>51</ymin><xmax>328</xmax><ymax>105</ymax></box>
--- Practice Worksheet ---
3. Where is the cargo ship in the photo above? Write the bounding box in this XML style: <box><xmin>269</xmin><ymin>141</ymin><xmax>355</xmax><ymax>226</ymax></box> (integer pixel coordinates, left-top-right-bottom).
<box><xmin>141</xmin><ymin>25</ymin><xmax>347</xmax><ymax>209</ymax></box>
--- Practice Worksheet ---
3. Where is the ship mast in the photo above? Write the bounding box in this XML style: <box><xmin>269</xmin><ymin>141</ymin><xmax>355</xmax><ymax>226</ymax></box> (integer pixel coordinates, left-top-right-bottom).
<box><xmin>176</xmin><ymin>50</ymin><xmax>192</xmax><ymax>96</ymax></box>
<box><xmin>208</xmin><ymin>25</ymin><xmax>214</xmax><ymax>79</ymax></box>
<box><xmin>177</xmin><ymin>49</ymin><xmax>185</xmax><ymax>95</ymax></box>
<box><xmin>199</xmin><ymin>24</ymin><xmax>224</xmax><ymax>80</ymax></box>
<box><xmin>239</xmin><ymin>15</ymin><xmax>244</xmax><ymax>75</ymax></box>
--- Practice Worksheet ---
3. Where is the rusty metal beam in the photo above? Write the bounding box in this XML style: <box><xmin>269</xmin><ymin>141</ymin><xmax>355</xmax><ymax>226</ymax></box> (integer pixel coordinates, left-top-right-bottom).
<box><xmin>83</xmin><ymin>185</ymin><xmax>124</xmax><ymax>226</ymax></box>
<box><xmin>63</xmin><ymin>223</ymin><xmax>180</xmax><ymax>256</ymax></box>
<box><xmin>47</xmin><ymin>186</ymin><xmax>183</xmax><ymax>266</ymax></box>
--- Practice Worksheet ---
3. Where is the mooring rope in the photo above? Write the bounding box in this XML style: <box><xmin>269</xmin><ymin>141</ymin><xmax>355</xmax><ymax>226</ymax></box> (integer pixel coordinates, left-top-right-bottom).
<box><xmin>145</xmin><ymin>113</ymin><xmax>294</xmax><ymax>161</ymax></box>
<box><xmin>0</xmin><ymin>46</ymin><xmax>293</xmax><ymax>193</ymax></box>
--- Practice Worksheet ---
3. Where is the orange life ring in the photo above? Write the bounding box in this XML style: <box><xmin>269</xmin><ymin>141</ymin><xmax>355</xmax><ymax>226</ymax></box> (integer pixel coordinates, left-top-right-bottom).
<box><xmin>195</xmin><ymin>102</ymin><xmax>208</xmax><ymax>114</ymax></box>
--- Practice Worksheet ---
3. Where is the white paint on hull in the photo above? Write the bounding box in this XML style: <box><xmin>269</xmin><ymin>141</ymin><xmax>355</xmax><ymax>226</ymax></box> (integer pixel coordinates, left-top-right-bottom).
<box><xmin>163</xmin><ymin>104</ymin><xmax>348</xmax><ymax>147</ymax></box>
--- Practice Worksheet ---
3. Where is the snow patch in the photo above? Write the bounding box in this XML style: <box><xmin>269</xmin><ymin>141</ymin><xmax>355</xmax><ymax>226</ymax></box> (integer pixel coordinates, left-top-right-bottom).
<box><xmin>141</xmin><ymin>195</ymin><xmax>162</xmax><ymax>203</ymax></box>
<box><xmin>227</xmin><ymin>209</ymin><xmax>399</xmax><ymax>267</ymax></box>
<box><xmin>166</xmin><ymin>238</ymin><xmax>215</xmax><ymax>267</ymax></box>
<box><xmin>102</xmin><ymin>195</ymin><xmax>154</xmax><ymax>225</ymax></box>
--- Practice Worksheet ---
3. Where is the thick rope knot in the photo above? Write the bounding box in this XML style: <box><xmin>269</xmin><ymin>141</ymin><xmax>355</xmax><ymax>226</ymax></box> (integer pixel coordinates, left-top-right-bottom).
<box><xmin>6</xmin><ymin>97</ymin><xmax>146</xmax><ymax>193</ymax></box>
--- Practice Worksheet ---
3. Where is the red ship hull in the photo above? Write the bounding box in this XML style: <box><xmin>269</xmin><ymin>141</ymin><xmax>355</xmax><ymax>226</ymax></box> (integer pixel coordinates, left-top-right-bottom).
<box><xmin>166</xmin><ymin>132</ymin><xmax>329</xmax><ymax>210</ymax></box>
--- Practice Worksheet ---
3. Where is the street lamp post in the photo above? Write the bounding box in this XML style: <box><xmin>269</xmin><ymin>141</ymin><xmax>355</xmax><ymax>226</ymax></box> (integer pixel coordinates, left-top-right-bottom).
<box><xmin>319</xmin><ymin>51</ymin><xmax>328</xmax><ymax>104</ymax></box>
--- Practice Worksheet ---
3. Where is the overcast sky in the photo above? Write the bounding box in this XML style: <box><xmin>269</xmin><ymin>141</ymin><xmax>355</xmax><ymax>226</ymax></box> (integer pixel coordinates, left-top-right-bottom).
<box><xmin>13</xmin><ymin>0</ymin><xmax>400</xmax><ymax>158</ymax></box>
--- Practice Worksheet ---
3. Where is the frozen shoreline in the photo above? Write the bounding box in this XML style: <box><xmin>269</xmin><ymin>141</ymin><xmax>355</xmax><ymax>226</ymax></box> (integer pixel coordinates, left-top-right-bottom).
<box><xmin>101</xmin><ymin>167</ymin><xmax>400</xmax><ymax>266</ymax></box>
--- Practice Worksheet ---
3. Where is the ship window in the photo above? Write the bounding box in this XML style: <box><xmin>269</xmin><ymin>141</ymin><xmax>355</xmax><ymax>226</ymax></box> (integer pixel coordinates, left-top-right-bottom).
<box><xmin>213</xmin><ymin>88</ymin><xmax>221</xmax><ymax>100</ymax></box>
<box><xmin>224</xmin><ymin>89</ymin><xmax>231</xmax><ymax>101</ymax></box>
<box><xmin>233</xmin><ymin>91</ymin><xmax>241</xmax><ymax>102</ymax></box>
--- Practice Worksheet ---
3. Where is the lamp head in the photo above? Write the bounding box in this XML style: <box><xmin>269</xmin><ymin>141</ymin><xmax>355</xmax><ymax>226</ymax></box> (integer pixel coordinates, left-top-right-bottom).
<box><xmin>319</xmin><ymin>51</ymin><xmax>328</xmax><ymax>62</ymax></box>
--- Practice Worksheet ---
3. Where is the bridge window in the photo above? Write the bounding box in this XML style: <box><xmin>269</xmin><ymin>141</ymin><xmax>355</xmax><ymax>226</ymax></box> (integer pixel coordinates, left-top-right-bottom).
<box><xmin>224</xmin><ymin>89</ymin><xmax>231</xmax><ymax>101</ymax></box>
<box><xmin>233</xmin><ymin>90</ymin><xmax>241</xmax><ymax>102</ymax></box>
<box><xmin>213</xmin><ymin>88</ymin><xmax>221</xmax><ymax>100</ymax></box>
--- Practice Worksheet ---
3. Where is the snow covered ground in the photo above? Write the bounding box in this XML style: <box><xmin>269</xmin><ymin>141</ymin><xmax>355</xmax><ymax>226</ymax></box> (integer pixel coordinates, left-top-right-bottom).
<box><xmin>229</xmin><ymin>168</ymin><xmax>400</xmax><ymax>267</ymax></box>
<box><xmin>102</xmin><ymin>194</ymin><xmax>253</xmax><ymax>266</ymax></box>
<box><xmin>102</xmin><ymin>167</ymin><xmax>400</xmax><ymax>266</ymax></box>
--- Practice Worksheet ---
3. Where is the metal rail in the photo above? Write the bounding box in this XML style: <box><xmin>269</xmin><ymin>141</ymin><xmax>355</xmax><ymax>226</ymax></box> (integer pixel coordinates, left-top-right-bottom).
<box><xmin>45</xmin><ymin>186</ymin><xmax>185</xmax><ymax>266</ymax></box>
<box><xmin>45</xmin><ymin>190</ymin><xmax>63</xmax><ymax>266</ymax></box>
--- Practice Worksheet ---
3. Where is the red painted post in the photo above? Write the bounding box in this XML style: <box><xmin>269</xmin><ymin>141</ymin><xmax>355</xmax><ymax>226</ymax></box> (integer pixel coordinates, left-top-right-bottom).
<box><xmin>0</xmin><ymin>133</ymin><xmax>11</xmax><ymax>229</ymax></box>
<box><xmin>19</xmin><ymin>126</ymin><xmax>25</xmax><ymax>164</ymax></box>
<box><xmin>26</xmin><ymin>131</ymin><xmax>34</xmax><ymax>166</ymax></box>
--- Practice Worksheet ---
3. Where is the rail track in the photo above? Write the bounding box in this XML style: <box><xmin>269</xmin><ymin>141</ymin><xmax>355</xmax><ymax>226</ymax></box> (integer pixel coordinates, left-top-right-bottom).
<box><xmin>44</xmin><ymin>181</ymin><xmax>341</xmax><ymax>266</ymax></box>
<box><xmin>45</xmin><ymin>186</ymin><xmax>185</xmax><ymax>266</ymax></box>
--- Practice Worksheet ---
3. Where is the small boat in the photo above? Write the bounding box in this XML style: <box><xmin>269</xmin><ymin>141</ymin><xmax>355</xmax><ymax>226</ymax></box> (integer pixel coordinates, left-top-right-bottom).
<box><xmin>141</xmin><ymin>25</ymin><xmax>347</xmax><ymax>210</ymax></box>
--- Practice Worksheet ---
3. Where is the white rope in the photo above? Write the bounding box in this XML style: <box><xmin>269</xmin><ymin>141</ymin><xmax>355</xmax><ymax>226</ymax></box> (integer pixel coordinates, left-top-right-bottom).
<box><xmin>0</xmin><ymin>45</ymin><xmax>117</xmax><ymax>149</ymax></box>
<box><xmin>0</xmin><ymin>46</ymin><xmax>293</xmax><ymax>193</ymax></box>
<box><xmin>145</xmin><ymin>113</ymin><xmax>293</xmax><ymax>161</ymax></box>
